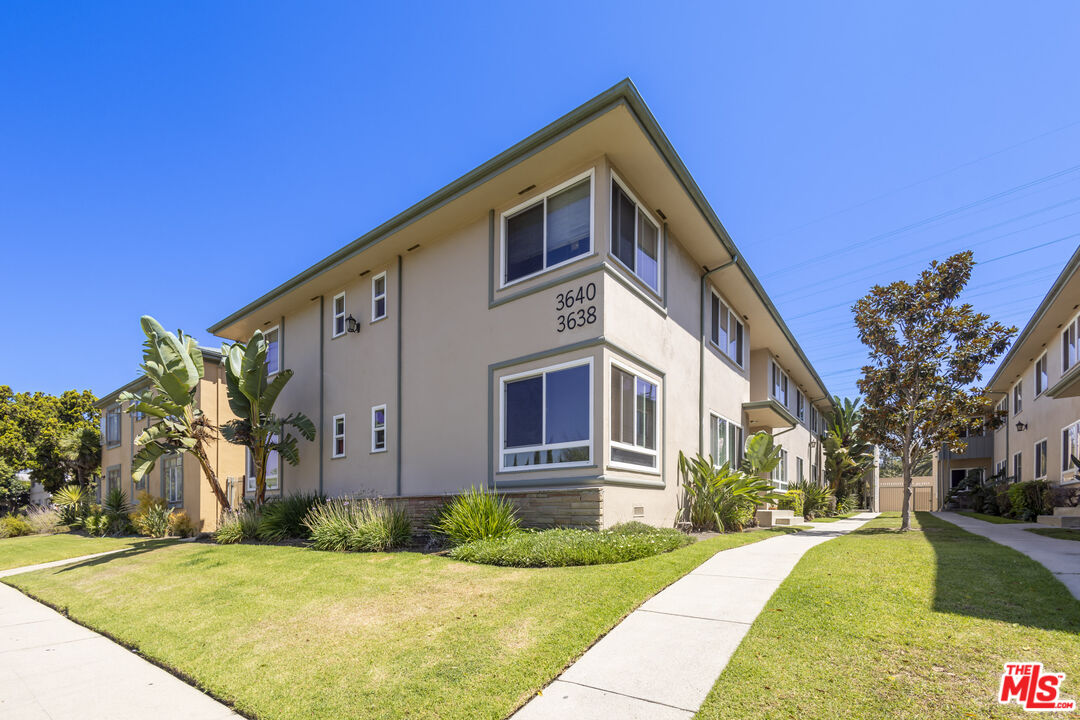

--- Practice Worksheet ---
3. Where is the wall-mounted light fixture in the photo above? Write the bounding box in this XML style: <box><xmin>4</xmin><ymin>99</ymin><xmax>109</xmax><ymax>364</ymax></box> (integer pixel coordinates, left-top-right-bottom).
<box><xmin>1015</xmin><ymin>420</ymin><xmax>1028</xmax><ymax>432</ymax></box>
<box><xmin>345</xmin><ymin>315</ymin><xmax>361</xmax><ymax>334</ymax></box>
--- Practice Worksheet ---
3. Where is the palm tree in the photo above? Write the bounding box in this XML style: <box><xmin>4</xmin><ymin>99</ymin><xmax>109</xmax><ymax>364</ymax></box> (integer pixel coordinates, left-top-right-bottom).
<box><xmin>59</xmin><ymin>426</ymin><xmax>101</xmax><ymax>487</ymax></box>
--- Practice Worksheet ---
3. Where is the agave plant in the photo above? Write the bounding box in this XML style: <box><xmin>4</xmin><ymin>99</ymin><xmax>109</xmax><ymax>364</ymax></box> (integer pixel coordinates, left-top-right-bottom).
<box><xmin>120</xmin><ymin>316</ymin><xmax>230</xmax><ymax>511</ymax></box>
<box><xmin>679</xmin><ymin>452</ymin><xmax>784</xmax><ymax>532</ymax></box>
<box><xmin>220</xmin><ymin>331</ymin><xmax>315</xmax><ymax>507</ymax></box>
<box><xmin>52</xmin><ymin>484</ymin><xmax>89</xmax><ymax>525</ymax></box>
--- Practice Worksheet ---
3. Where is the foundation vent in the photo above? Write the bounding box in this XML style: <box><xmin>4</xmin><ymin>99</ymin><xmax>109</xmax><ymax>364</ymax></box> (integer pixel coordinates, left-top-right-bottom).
<box><xmin>632</xmin><ymin>505</ymin><xmax>645</xmax><ymax>518</ymax></box>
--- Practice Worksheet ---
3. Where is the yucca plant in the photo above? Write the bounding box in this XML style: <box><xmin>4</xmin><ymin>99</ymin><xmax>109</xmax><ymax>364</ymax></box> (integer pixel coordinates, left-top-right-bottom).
<box><xmin>103</xmin><ymin>487</ymin><xmax>132</xmax><ymax>535</ymax></box>
<box><xmin>431</xmin><ymin>486</ymin><xmax>520</xmax><ymax>545</ymax></box>
<box><xmin>53</xmin><ymin>484</ymin><xmax>89</xmax><ymax>525</ymax></box>
<box><xmin>679</xmin><ymin>451</ymin><xmax>784</xmax><ymax>532</ymax></box>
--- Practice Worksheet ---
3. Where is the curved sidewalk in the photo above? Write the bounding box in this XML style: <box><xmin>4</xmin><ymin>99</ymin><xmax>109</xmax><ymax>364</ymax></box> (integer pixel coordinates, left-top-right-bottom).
<box><xmin>934</xmin><ymin>511</ymin><xmax>1080</xmax><ymax>600</ymax></box>
<box><xmin>512</xmin><ymin>512</ymin><xmax>879</xmax><ymax>720</ymax></box>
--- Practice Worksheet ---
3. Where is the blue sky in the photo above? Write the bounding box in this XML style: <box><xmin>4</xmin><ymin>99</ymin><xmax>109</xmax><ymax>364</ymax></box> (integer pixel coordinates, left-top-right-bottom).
<box><xmin>2</xmin><ymin>2</ymin><xmax>1079</xmax><ymax>400</ymax></box>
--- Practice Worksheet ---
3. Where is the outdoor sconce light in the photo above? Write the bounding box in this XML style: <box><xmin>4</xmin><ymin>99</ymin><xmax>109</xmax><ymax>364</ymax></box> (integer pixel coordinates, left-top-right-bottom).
<box><xmin>1016</xmin><ymin>421</ymin><xmax>1028</xmax><ymax>432</ymax></box>
<box><xmin>345</xmin><ymin>315</ymin><xmax>361</xmax><ymax>334</ymax></box>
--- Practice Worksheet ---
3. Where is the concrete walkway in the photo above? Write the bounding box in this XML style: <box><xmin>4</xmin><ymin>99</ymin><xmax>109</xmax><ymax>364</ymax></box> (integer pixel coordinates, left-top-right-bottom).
<box><xmin>0</xmin><ymin>564</ymin><xmax>237</xmax><ymax>719</ymax></box>
<box><xmin>0</xmin><ymin>549</ymin><xmax>128</xmax><ymax>579</ymax></box>
<box><xmin>935</xmin><ymin>511</ymin><xmax>1080</xmax><ymax>600</ymax></box>
<box><xmin>513</xmin><ymin>512</ymin><xmax>879</xmax><ymax>720</ymax></box>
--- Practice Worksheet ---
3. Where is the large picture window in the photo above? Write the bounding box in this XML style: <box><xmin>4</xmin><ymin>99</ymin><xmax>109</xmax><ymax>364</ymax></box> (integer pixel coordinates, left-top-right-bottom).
<box><xmin>709</xmin><ymin>414</ymin><xmax>743</xmax><ymax>469</ymax></box>
<box><xmin>710</xmin><ymin>291</ymin><xmax>745</xmax><ymax>367</ymax></box>
<box><xmin>501</xmin><ymin>359</ymin><xmax>591</xmax><ymax>470</ymax></box>
<box><xmin>610</xmin><ymin>365</ymin><xmax>658</xmax><ymax>469</ymax></box>
<box><xmin>503</xmin><ymin>173</ymin><xmax>592</xmax><ymax>285</ymax></box>
<box><xmin>611</xmin><ymin>175</ymin><xmax>660</xmax><ymax>292</ymax></box>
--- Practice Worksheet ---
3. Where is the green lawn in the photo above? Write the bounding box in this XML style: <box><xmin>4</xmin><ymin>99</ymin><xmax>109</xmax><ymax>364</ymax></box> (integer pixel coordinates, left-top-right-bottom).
<box><xmin>1027</xmin><ymin>527</ymin><xmax>1080</xmax><ymax>542</ymax></box>
<box><xmin>955</xmin><ymin>510</ymin><xmax>1025</xmax><ymax>524</ymax></box>
<box><xmin>0</xmin><ymin>533</ymin><xmax>165</xmax><ymax>571</ymax></box>
<box><xmin>695</xmin><ymin>512</ymin><xmax>1080</xmax><ymax>719</ymax></box>
<box><xmin>4</xmin><ymin>529</ymin><xmax>791</xmax><ymax>720</ymax></box>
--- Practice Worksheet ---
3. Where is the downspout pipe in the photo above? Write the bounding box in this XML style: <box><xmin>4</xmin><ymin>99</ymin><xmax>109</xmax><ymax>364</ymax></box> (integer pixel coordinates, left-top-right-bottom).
<box><xmin>699</xmin><ymin>255</ymin><xmax>739</xmax><ymax>456</ymax></box>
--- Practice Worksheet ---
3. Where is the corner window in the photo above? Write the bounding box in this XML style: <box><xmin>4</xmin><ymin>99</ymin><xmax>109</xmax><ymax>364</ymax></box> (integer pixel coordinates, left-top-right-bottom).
<box><xmin>265</xmin><ymin>326</ymin><xmax>280</xmax><ymax>376</ymax></box>
<box><xmin>1035</xmin><ymin>438</ymin><xmax>1048</xmax><ymax>480</ymax></box>
<box><xmin>611</xmin><ymin>175</ymin><xmax>660</xmax><ymax>292</ymax></box>
<box><xmin>332</xmin><ymin>414</ymin><xmax>346</xmax><ymax>458</ymax></box>
<box><xmin>771</xmin><ymin>448</ymin><xmax>789</xmax><ymax>491</ymax></box>
<box><xmin>332</xmin><ymin>293</ymin><xmax>346</xmax><ymax>338</ymax></box>
<box><xmin>1063</xmin><ymin>420</ymin><xmax>1080</xmax><ymax>476</ymax></box>
<box><xmin>610</xmin><ymin>365</ymin><xmax>658</xmax><ymax>469</ymax></box>
<box><xmin>104</xmin><ymin>405</ymin><xmax>121</xmax><ymax>447</ymax></box>
<box><xmin>771</xmin><ymin>361</ymin><xmax>789</xmax><ymax>407</ymax></box>
<box><xmin>372</xmin><ymin>272</ymin><xmax>387</xmax><ymax>322</ymax></box>
<box><xmin>501</xmin><ymin>359</ymin><xmax>591</xmax><ymax>470</ymax></box>
<box><xmin>1013</xmin><ymin>380</ymin><xmax>1023</xmax><ymax>416</ymax></box>
<box><xmin>245</xmin><ymin>443</ymin><xmax>280</xmax><ymax>493</ymax></box>
<box><xmin>163</xmin><ymin>454</ymin><xmax>183</xmax><ymax>506</ymax></box>
<box><xmin>502</xmin><ymin>173</ymin><xmax>592</xmax><ymax>285</ymax></box>
<box><xmin>1035</xmin><ymin>354</ymin><xmax>1048</xmax><ymax>397</ymax></box>
<box><xmin>1064</xmin><ymin>316</ymin><xmax>1079</xmax><ymax>373</ymax></box>
<box><xmin>709</xmin><ymin>414</ymin><xmax>743</xmax><ymax>469</ymax></box>
<box><xmin>710</xmin><ymin>291</ymin><xmax>745</xmax><ymax>366</ymax></box>
<box><xmin>371</xmin><ymin>405</ymin><xmax>387</xmax><ymax>453</ymax></box>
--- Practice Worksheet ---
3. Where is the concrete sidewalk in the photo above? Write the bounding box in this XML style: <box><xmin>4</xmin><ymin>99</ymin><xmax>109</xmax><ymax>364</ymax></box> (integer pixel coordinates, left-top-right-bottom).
<box><xmin>934</xmin><ymin>511</ymin><xmax>1080</xmax><ymax>600</ymax></box>
<box><xmin>0</xmin><ymin>549</ymin><xmax>128</xmax><ymax>579</ymax></box>
<box><xmin>512</xmin><ymin>512</ymin><xmax>879</xmax><ymax>720</ymax></box>
<box><xmin>0</xmin><ymin>581</ymin><xmax>237</xmax><ymax>719</ymax></box>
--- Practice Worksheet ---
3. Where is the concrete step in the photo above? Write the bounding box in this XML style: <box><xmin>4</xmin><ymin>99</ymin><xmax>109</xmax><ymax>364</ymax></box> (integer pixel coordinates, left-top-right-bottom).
<box><xmin>1037</xmin><ymin>514</ymin><xmax>1080</xmax><ymax>528</ymax></box>
<box><xmin>1053</xmin><ymin>506</ymin><xmax>1080</xmax><ymax>517</ymax></box>
<box><xmin>755</xmin><ymin>509</ymin><xmax>794</xmax><ymax>527</ymax></box>
<box><xmin>773</xmin><ymin>516</ymin><xmax>806</xmax><ymax>526</ymax></box>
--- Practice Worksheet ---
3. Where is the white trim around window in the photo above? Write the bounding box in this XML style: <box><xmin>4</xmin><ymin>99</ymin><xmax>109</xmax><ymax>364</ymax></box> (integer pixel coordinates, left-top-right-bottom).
<box><xmin>1034</xmin><ymin>437</ymin><xmax>1048</xmax><ymax>480</ymax></box>
<box><xmin>371</xmin><ymin>404</ymin><xmax>387</xmax><ymax>453</ymax></box>
<box><xmin>332</xmin><ymin>292</ymin><xmax>346</xmax><ymax>338</ymax></box>
<box><xmin>499</xmin><ymin>357</ymin><xmax>593</xmax><ymax>472</ymax></box>
<box><xmin>610</xmin><ymin>171</ymin><xmax>662</xmax><ymax>295</ymax></box>
<box><xmin>264</xmin><ymin>325</ymin><xmax>281</xmax><ymax>376</ymax></box>
<box><xmin>708</xmin><ymin>412</ymin><xmax>744</xmax><ymax>470</ymax></box>
<box><xmin>609</xmin><ymin>361</ymin><xmax>659</xmax><ymax>472</ymax></box>
<box><xmin>371</xmin><ymin>272</ymin><xmax>387</xmax><ymax>322</ymax></box>
<box><xmin>1062</xmin><ymin>419</ymin><xmax>1080</xmax><ymax>480</ymax></box>
<box><xmin>499</xmin><ymin>169</ymin><xmax>595</xmax><ymax>289</ymax></box>
<box><xmin>331</xmin><ymin>414</ymin><xmax>346</xmax><ymax>458</ymax></box>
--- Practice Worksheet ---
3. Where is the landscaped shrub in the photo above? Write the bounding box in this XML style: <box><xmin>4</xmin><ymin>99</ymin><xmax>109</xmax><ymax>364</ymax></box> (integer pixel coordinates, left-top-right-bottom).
<box><xmin>214</xmin><ymin>506</ymin><xmax>260</xmax><ymax>544</ymax></box>
<box><xmin>53</xmin><ymin>484</ymin><xmax>89</xmax><ymax>525</ymax></box>
<box><xmin>834</xmin><ymin>491</ymin><xmax>859</xmax><ymax>515</ymax></box>
<box><xmin>679</xmin><ymin>453</ymin><xmax>781</xmax><ymax>531</ymax></box>
<box><xmin>304</xmin><ymin>498</ymin><xmax>413</xmax><ymax>552</ymax></box>
<box><xmin>607</xmin><ymin>521</ymin><xmax>657</xmax><ymax>535</ymax></box>
<box><xmin>449</xmin><ymin>525</ymin><xmax>694</xmax><ymax>567</ymax></box>
<box><xmin>131</xmin><ymin>493</ymin><xmax>172</xmax><ymax>538</ymax></box>
<box><xmin>431</xmin><ymin>486</ymin><xmax>520</xmax><ymax>545</ymax></box>
<box><xmin>0</xmin><ymin>514</ymin><xmax>34</xmax><ymax>538</ymax></box>
<box><xmin>994</xmin><ymin>484</ymin><xmax>1013</xmax><ymax>517</ymax></box>
<box><xmin>1008</xmin><ymin>480</ymin><xmax>1050</xmax><ymax>521</ymax></box>
<box><xmin>777</xmin><ymin>489</ymin><xmax>805</xmax><ymax>518</ymax></box>
<box><xmin>82</xmin><ymin>505</ymin><xmax>109</xmax><ymax>536</ymax></box>
<box><xmin>168</xmin><ymin>510</ymin><xmax>199</xmax><ymax>538</ymax></box>
<box><xmin>794</xmin><ymin>479</ymin><xmax>831</xmax><ymax>519</ymax></box>
<box><xmin>103</xmin><ymin>487</ymin><xmax>133</xmax><ymax>535</ymax></box>
<box><xmin>256</xmin><ymin>493</ymin><xmax>324</xmax><ymax>541</ymax></box>
<box><xmin>24</xmin><ymin>506</ymin><xmax>61</xmax><ymax>534</ymax></box>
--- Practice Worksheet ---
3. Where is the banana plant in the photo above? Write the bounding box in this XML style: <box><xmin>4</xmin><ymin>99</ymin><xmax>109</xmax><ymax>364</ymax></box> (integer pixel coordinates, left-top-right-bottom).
<box><xmin>120</xmin><ymin>316</ymin><xmax>231</xmax><ymax>511</ymax></box>
<box><xmin>741</xmin><ymin>431</ymin><xmax>783</xmax><ymax>478</ymax></box>
<box><xmin>678</xmin><ymin>452</ymin><xmax>784</xmax><ymax>531</ymax></box>
<box><xmin>220</xmin><ymin>330</ymin><xmax>315</xmax><ymax>506</ymax></box>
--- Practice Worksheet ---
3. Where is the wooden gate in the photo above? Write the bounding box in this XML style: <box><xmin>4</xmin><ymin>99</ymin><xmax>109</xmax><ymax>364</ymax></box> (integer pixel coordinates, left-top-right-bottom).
<box><xmin>878</xmin><ymin>477</ymin><xmax>936</xmax><ymax>512</ymax></box>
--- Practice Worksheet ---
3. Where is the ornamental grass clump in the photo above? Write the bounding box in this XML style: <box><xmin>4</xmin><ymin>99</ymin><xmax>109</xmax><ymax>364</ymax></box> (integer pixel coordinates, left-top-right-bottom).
<box><xmin>24</xmin><ymin>506</ymin><xmax>61</xmax><ymax>535</ymax></box>
<box><xmin>449</xmin><ymin>524</ymin><xmax>693</xmax><ymax>567</ymax></box>
<box><xmin>214</xmin><ymin>506</ymin><xmax>260</xmax><ymax>545</ymax></box>
<box><xmin>256</xmin><ymin>493</ymin><xmax>324</xmax><ymax>541</ymax></box>
<box><xmin>303</xmin><ymin>498</ymin><xmax>412</xmax><ymax>552</ymax></box>
<box><xmin>431</xmin><ymin>485</ymin><xmax>520</xmax><ymax>545</ymax></box>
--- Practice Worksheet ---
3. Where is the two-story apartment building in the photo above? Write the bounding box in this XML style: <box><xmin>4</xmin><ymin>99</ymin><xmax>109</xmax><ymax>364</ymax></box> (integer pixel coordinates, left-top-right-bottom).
<box><xmin>202</xmin><ymin>80</ymin><xmax>832</xmax><ymax>529</ymax></box>
<box><xmin>94</xmin><ymin>348</ymin><xmax>247</xmax><ymax>531</ymax></box>
<box><xmin>938</xmin><ymin>245</ymin><xmax>1080</xmax><ymax>521</ymax></box>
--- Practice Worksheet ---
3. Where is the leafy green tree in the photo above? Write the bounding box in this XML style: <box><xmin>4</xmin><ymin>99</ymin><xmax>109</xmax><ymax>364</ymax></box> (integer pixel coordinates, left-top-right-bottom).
<box><xmin>121</xmin><ymin>316</ymin><xmax>231</xmax><ymax>512</ymax></box>
<box><xmin>0</xmin><ymin>460</ymin><xmax>30</xmax><ymax>513</ymax></box>
<box><xmin>0</xmin><ymin>385</ymin><xmax>99</xmax><ymax>491</ymax></box>
<box><xmin>220</xmin><ymin>330</ymin><xmax>315</xmax><ymax>507</ymax></box>
<box><xmin>823</xmin><ymin>396</ymin><xmax>875</xmax><ymax>505</ymax></box>
<box><xmin>853</xmin><ymin>252</ymin><xmax>1015</xmax><ymax>531</ymax></box>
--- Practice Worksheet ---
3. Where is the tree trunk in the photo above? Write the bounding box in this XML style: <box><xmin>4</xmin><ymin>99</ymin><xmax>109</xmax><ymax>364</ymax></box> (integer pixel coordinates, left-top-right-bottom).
<box><xmin>193</xmin><ymin>443</ymin><xmax>231</xmax><ymax>513</ymax></box>
<box><xmin>900</xmin><ymin>446</ymin><xmax>912</xmax><ymax>532</ymax></box>
<box><xmin>255</xmin><ymin>444</ymin><xmax>268</xmax><ymax>507</ymax></box>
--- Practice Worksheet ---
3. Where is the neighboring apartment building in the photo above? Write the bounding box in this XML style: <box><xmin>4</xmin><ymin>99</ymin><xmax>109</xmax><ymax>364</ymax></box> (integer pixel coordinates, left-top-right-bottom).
<box><xmin>938</xmin><ymin>244</ymin><xmax>1080</xmax><ymax>519</ymax></box>
<box><xmin>95</xmin><ymin>348</ymin><xmax>247</xmax><ymax>531</ymax></box>
<box><xmin>204</xmin><ymin>79</ymin><xmax>833</xmax><ymax>529</ymax></box>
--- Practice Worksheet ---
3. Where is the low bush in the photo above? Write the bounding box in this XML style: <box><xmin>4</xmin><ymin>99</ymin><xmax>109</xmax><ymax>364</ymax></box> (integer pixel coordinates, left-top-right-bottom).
<box><xmin>304</xmin><ymin>498</ymin><xmax>412</xmax><ymax>552</ymax></box>
<box><xmin>431</xmin><ymin>486</ymin><xmax>520</xmax><ymax>545</ymax></box>
<box><xmin>257</xmin><ymin>493</ymin><xmax>324</xmax><ymax>541</ymax></box>
<box><xmin>794</xmin><ymin>479</ymin><xmax>831</xmax><ymax>519</ymax></box>
<box><xmin>215</xmin><ymin>506</ymin><xmax>260</xmax><ymax>545</ymax></box>
<box><xmin>607</xmin><ymin>521</ymin><xmax>657</xmax><ymax>535</ymax></box>
<box><xmin>82</xmin><ymin>505</ymin><xmax>109</xmax><ymax>536</ymax></box>
<box><xmin>777</xmin><ymin>489</ymin><xmax>805</xmax><ymax>517</ymax></box>
<box><xmin>0</xmin><ymin>514</ymin><xmax>34</xmax><ymax>538</ymax></box>
<box><xmin>1008</xmin><ymin>479</ymin><xmax>1050</xmax><ymax>521</ymax></box>
<box><xmin>449</xmin><ymin>525</ymin><xmax>694</xmax><ymax>567</ymax></box>
<box><xmin>24</xmin><ymin>506</ymin><xmax>61</xmax><ymax>534</ymax></box>
<box><xmin>168</xmin><ymin>510</ymin><xmax>199</xmax><ymax>538</ymax></box>
<box><xmin>131</xmin><ymin>493</ymin><xmax>172</xmax><ymax>538</ymax></box>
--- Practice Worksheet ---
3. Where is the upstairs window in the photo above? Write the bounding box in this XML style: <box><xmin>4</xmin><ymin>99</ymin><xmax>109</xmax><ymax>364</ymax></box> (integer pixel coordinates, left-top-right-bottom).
<box><xmin>710</xmin><ymin>292</ymin><xmax>745</xmax><ymax>366</ymax></box>
<box><xmin>104</xmin><ymin>405</ymin><xmax>121</xmax><ymax>447</ymax></box>
<box><xmin>771</xmin><ymin>361</ymin><xmax>789</xmax><ymax>407</ymax></box>
<box><xmin>332</xmin><ymin>293</ymin><xmax>346</xmax><ymax>337</ymax></box>
<box><xmin>610</xmin><ymin>365</ymin><xmax>658</xmax><ymax>469</ymax></box>
<box><xmin>1064</xmin><ymin>316</ymin><xmax>1079</xmax><ymax>373</ymax></box>
<box><xmin>372</xmin><ymin>272</ymin><xmax>387</xmax><ymax>321</ymax></box>
<box><xmin>265</xmin><ymin>326</ymin><xmax>280</xmax><ymax>376</ymax></box>
<box><xmin>503</xmin><ymin>174</ymin><xmax>592</xmax><ymax>285</ymax></box>
<box><xmin>371</xmin><ymin>405</ymin><xmax>387</xmax><ymax>453</ymax></box>
<box><xmin>796</xmin><ymin>391</ymin><xmax>806</xmax><ymax>423</ymax></box>
<box><xmin>501</xmin><ymin>360</ymin><xmax>591</xmax><ymax>470</ymax></box>
<box><xmin>1013</xmin><ymin>380</ymin><xmax>1023</xmax><ymax>416</ymax></box>
<box><xmin>611</xmin><ymin>175</ymin><xmax>660</xmax><ymax>293</ymax></box>
<box><xmin>1035</xmin><ymin>354</ymin><xmax>1048</xmax><ymax>397</ymax></box>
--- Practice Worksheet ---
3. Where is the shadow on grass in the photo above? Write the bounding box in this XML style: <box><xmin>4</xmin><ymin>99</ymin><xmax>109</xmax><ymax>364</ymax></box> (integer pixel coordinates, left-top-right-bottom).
<box><xmin>920</xmin><ymin>511</ymin><xmax>1080</xmax><ymax>633</ymax></box>
<box><xmin>51</xmin><ymin>538</ymin><xmax>182</xmax><ymax>574</ymax></box>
